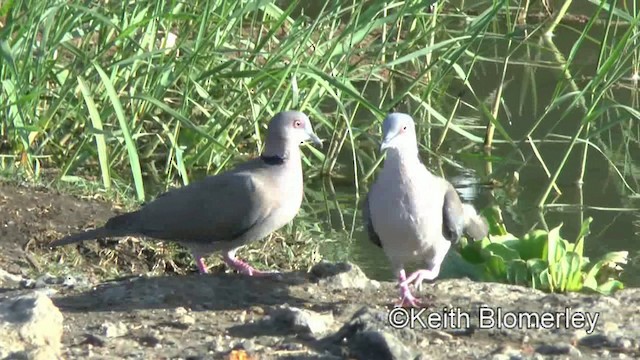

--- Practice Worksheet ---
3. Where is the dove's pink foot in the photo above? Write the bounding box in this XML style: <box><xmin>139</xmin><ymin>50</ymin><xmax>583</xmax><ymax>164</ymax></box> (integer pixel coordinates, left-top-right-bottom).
<box><xmin>400</xmin><ymin>269</ymin><xmax>437</xmax><ymax>291</ymax></box>
<box><xmin>395</xmin><ymin>269</ymin><xmax>423</xmax><ymax>307</ymax></box>
<box><xmin>195</xmin><ymin>256</ymin><xmax>209</xmax><ymax>274</ymax></box>
<box><xmin>396</xmin><ymin>283</ymin><xmax>423</xmax><ymax>307</ymax></box>
<box><xmin>222</xmin><ymin>250</ymin><xmax>279</xmax><ymax>277</ymax></box>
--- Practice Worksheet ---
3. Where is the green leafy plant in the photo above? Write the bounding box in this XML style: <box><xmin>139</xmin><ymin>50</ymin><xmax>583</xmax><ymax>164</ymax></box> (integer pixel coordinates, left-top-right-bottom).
<box><xmin>458</xmin><ymin>210</ymin><xmax>628</xmax><ymax>295</ymax></box>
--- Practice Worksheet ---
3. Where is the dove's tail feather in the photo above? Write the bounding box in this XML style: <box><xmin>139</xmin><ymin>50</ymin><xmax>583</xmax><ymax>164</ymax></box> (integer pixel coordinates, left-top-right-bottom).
<box><xmin>104</xmin><ymin>211</ymin><xmax>141</xmax><ymax>231</ymax></box>
<box><xmin>49</xmin><ymin>211</ymin><xmax>141</xmax><ymax>247</ymax></box>
<box><xmin>49</xmin><ymin>227</ymin><xmax>118</xmax><ymax>247</ymax></box>
<box><xmin>462</xmin><ymin>204</ymin><xmax>489</xmax><ymax>241</ymax></box>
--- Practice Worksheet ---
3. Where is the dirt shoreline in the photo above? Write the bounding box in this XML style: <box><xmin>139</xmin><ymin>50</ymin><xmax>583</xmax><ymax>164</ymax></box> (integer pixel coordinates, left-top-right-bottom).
<box><xmin>1</xmin><ymin>182</ymin><xmax>638</xmax><ymax>360</ymax></box>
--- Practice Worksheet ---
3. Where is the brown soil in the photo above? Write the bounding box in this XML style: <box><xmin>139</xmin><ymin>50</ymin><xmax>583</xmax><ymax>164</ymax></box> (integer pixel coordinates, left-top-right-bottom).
<box><xmin>0</xmin><ymin>181</ymin><xmax>120</xmax><ymax>276</ymax></box>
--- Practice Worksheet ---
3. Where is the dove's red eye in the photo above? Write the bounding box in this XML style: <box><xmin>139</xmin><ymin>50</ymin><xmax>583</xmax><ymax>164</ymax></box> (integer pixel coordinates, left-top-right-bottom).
<box><xmin>293</xmin><ymin>119</ymin><xmax>303</xmax><ymax>128</ymax></box>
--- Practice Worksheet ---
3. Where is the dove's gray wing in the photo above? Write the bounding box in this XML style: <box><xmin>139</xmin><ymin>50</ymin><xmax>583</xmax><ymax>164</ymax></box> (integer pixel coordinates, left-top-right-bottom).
<box><xmin>362</xmin><ymin>191</ymin><xmax>382</xmax><ymax>248</ymax></box>
<box><xmin>441</xmin><ymin>184</ymin><xmax>466</xmax><ymax>243</ymax></box>
<box><xmin>114</xmin><ymin>168</ymin><xmax>273</xmax><ymax>244</ymax></box>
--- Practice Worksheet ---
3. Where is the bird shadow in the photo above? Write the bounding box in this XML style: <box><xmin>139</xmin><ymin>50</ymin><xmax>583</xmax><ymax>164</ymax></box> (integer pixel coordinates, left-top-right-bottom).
<box><xmin>52</xmin><ymin>270</ymin><xmax>311</xmax><ymax>313</ymax></box>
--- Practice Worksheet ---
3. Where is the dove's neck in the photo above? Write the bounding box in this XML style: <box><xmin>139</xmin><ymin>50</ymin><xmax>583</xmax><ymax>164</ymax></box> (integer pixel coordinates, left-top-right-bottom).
<box><xmin>261</xmin><ymin>135</ymin><xmax>305</xmax><ymax>207</ymax></box>
<box><xmin>261</xmin><ymin>135</ymin><xmax>301</xmax><ymax>166</ymax></box>
<box><xmin>384</xmin><ymin>147</ymin><xmax>421</xmax><ymax>169</ymax></box>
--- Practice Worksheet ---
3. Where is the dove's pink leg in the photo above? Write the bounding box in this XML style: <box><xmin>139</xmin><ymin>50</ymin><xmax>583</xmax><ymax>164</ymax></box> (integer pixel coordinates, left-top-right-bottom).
<box><xmin>400</xmin><ymin>269</ymin><xmax>438</xmax><ymax>291</ymax></box>
<box><xmin>396</xmin><ymin>269</ymin><xmax>422</xmax><ymax>307</ymax></box>
<box><xmin>195</xmin><ymin>256</ymin><xmax>209</xmax><ymax>274</ymax></box>
<box><xmin>222</xmin><ymin>250</ymin><xmax>279</xmax><ymax>277</ymax></box>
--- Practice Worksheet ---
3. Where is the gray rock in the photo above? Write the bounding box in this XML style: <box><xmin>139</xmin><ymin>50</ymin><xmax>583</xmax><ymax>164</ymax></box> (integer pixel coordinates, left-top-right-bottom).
<box><xmin>0</xmin><ymin>291</ymin><xmax>64</xmax><ymax>359</ymax></box>
<box><xmin>322</xmin><ymin>306</ymin><xmax>419</xmax><ymax>360</ymax></box>
<box><xmin>579</xmin><ymin>333</ymin><xmax>616</xmax><ymax>349</ymax></box>
<box><xmin>269</xmin><ymin>305</ymin><xmax>334</xmax><ymax>337</ymax></box>
<box><xmin>351</xmin><ymin>331</ymin><xmax>418</xmax><ymax>360</ymax></box>
<box><xmin>238</xmin><ymin>338</ymin><xmax>257</xmax><ymax>352</ymax></box>
<box><xmin>309</xmin><ymin>262</ymin><xmax>372</xmax><ymax>290</ymax></box>
<box><xmin>535</xmin><ymin>343</ymin><xmax>582</xmax><ymax>356</ymax></box>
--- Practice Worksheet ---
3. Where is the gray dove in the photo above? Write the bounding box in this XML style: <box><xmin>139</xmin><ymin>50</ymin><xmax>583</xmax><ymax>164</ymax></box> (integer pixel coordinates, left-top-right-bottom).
<box><xmin>50</xmin><ymin>110</ymin><xmax>322</xmax><ymax>276</ymax></box>
<box><xmin>363</xmin><ymin>113</ymin><xmax>488</xmax><ymax>307</ymax></box>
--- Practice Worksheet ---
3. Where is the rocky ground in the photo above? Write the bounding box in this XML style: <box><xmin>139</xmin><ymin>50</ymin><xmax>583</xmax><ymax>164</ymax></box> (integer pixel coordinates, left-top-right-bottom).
<box><xmin>1</xmin><ymin>181</ymin><xmax>639</xmax><ymax>360</ymax></box>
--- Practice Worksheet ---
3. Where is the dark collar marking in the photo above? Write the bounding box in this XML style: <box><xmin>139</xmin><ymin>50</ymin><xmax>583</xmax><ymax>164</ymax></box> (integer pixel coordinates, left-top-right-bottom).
<box><xmin>260</xmin><ymin>155</ymin><xmax>286</xmax><ymax>165</ymax></box>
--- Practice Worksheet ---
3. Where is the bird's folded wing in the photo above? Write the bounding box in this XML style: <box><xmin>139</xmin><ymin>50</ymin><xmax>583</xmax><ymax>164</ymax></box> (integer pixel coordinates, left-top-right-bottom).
<box><xmin>362</xmin><ymin>191</ymin><xmax>383</xmax><ymax>248</ymax></box>
<box><xmin>441</xmin><ymin>184</ymin><xmax>465</xmax><ymax>243</ymax></box>
<box><xmin>135</xmin><ymin>171</ymin><xmax>270</xmax><ymax>243</ymax></box>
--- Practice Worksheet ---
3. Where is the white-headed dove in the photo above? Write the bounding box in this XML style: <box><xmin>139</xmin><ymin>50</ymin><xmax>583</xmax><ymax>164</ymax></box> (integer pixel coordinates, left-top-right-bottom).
<box><xmin>50</xmin><ymin>110</ymin><xmax>322</xmax><ymax>276</ymax></box>
<box><xmin>363</xmin><ymin>113</ymin><xmax>488</xmax><ymax>307</ymax></box>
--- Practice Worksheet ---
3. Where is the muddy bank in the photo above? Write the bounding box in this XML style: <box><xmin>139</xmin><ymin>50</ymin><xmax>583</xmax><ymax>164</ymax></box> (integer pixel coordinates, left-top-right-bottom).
<box><xmin>1</xmin><ymin>182</ymin><xmax>638</xmax><ymax>359</ymax></box>
<box><xmin>1</xmin><ymin>261</ymin><xmax>639</xmax><ymax>359</ymax></box>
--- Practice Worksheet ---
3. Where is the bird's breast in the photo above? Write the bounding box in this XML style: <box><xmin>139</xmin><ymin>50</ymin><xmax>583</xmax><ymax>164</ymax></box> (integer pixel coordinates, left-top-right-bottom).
<box><xmin>369</xmin><ymin>164</ymin><xmax>443</xmax><ymax>250</ymax></box>
<box><xmin>272</xmin><ymin>167</ymin><xmax>304</xmax><ymax>222</ymax></box>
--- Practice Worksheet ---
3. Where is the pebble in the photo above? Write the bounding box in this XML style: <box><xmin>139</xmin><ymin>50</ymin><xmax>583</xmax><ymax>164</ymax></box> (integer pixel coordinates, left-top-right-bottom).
<box><xmin>0</xmin><ymin>268</ymin><xmax>23</xmax><ymax>284</ymax></box>
<box><xmin>181</xmin><ymin>314</ymin><xmax>196</xmax><ymax>326</ymax></box>
<box><xmin>491</xmin><ymin>346</ymin><xmax>524</xmax><ymax>360</ymax></box>
<box><xmin>175</xmin><ymin>307</ymin><xmax>189</xmax><ymax>316</ymax></box>
<box><xmin>603</xmin><ymin>321</ymin><xmax>619</xmax><ymax>333</ymax></box>
<box><xmin>249</xmin><ymin>306</ymin><xmax>265</xmax><ymax>315</ymax></box>
<box><xmin>431</xmin><ymin>330</ymin><xmax>453</xmax><ymax>341</ymax></box>
<box><xmin>62</xmin><ymin>275</ymin><xmax>77</xmax><ymax>287</ymax></box>
<box><xmin>83</xmin><ymin>333</ymin><xmax>107</xmax><ymax>347</ymax></box>
<box><xmin>101</xmin><ymin>321</ymin><xmax>128</xmax><ymax>338</ymax></box>
<box><xmin>239</xmin><ymin>339</ymin><xmax>256</xmax><ymax>352</ymax></box>
<box><xmin>138</xmin><ymin>334</ymin><xmax>161</xmax><ymax>348</ymax></box>
<box><xmin>278</xmin><ymin>342</ymin><xmax>305</xmax><ymax>351</ymax></box>
<box><xmin>233</xmin><ymin>311</ymin><xmax>247</xmax><ymax>323</ymax></box>
<box><xmin>614</xmin><ymin>336</ymin><xmax>635</xmax><ymax>350</ymax></box>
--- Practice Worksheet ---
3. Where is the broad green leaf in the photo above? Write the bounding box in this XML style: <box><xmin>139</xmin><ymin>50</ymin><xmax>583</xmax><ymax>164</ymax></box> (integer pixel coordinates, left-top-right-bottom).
<box><xmin>596</xmin><ymin>280</ymin><xmax>624</xmax><ymax>295</ymax></box>
<box><xmin>527</xmin><ymin>259</ymin><xmax>549</xmax><ymax>290</ymax></box>
<box><xmin>583</xmin><ymin>275</ymin><xmax>598</xmax><ymax>291</ymax></box>
<box><xmin>540</xmin><ymin>268</ymin><xmax>553</xmax><ymax>292</ymax></box>
<box><xmin>573</xmin><ymin>217</ymin><xmax>593</xmax><ymax>256</ymax></box>
<box><xmin>564</xmin><ymin>252</ymin><xmax>584</xmax><ymax>292</ymax></box>
<box><xmin>517</xmin><ymin>229</ymin><xmax>549</xmax><ymax>260</ymax></box>
<box><xmin>506</xmin><ymin>259</ymin><xmax>529</xmax><ymax>286</ymax></box>
<box><xmin>483</xmin><ymin>243</ymin><xmax>521</xmax><ymax>261</ymax></box>
<box><xmin>544</xmin><ymin>224</ymin><xmax>565</xmax><ymax>264</ymax></box>
<box><xmin>484</xmin><ymin>254</ymin><xmax>508</xmax><ymax>282</ymax></box>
